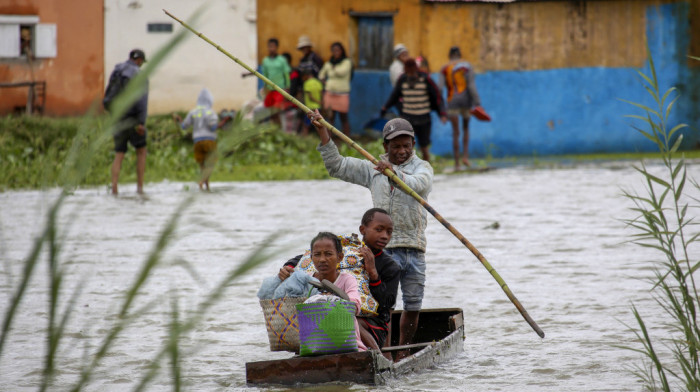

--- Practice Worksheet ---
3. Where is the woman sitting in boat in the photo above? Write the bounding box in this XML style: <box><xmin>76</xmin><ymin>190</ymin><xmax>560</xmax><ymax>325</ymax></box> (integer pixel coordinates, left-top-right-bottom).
<box><xmin>298</xmin><ymin>232</ymin><xmax>368</xmax><ymax>351</ymax></box>
<box><xmin>281</xmin><ymin>209</ymin><xmax>400</xmax><ymax>352</ymax></box>
<box><xmin>258</xmin><ymin>232</ymin><xmax>368</xmax><ymax>352</ymax></box>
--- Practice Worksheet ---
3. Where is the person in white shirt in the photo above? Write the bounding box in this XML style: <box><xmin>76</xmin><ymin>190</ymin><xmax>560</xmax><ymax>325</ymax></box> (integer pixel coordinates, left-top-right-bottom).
<box><xmin>389</xmin><ymin>43</ymin><xmax>409</xmax><ymax>87</ymax></box>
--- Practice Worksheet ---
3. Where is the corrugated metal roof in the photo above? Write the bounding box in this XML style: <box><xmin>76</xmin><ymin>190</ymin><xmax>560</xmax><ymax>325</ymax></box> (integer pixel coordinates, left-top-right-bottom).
<box><xmin>425</xmin><ymin>0</ymin><xmax>536</xmax><ymax>3</ymax></box>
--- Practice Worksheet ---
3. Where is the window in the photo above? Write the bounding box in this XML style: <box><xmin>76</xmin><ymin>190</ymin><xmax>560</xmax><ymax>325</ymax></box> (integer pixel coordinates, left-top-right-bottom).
<box><xmin>147</xmin><ymin>23</ymin><xmax>173</xmax><ymax>33</ymax></box>
<box><xmin>0</xmin><ymin>15</ymin><xmax>56</xmax><ymax>58</ymax></box>
<box><xmin>20</xmin><ymin>25</ymin><xmax>31</xmax><ymax>55</ymax></box>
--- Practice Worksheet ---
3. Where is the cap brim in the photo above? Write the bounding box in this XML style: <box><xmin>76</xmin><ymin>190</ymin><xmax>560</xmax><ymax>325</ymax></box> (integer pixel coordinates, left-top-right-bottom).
<box><xmin>384</xmin><ymin>130</ymin><xmax>414</xmax><ymax>140</ymax></box>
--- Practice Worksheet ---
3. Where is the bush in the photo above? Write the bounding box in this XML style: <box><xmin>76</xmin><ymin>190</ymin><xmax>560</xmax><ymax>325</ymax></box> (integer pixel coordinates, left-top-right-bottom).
<box><xmin>621</xmin><ymin>53</ymin><xmax>700</xmax><ymax>391</ymax></box>
<box><xmin>0</xmin><ymin>112</ymin><xmax>389</xmax><ymax>191</ymax></box>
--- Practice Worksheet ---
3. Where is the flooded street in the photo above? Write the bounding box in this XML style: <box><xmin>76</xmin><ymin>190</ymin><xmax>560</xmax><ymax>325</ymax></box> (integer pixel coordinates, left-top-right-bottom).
<box><xmin>2</xmin><ymin>160</ymin><xmax>698</xmax><ymax>391</ymax></box>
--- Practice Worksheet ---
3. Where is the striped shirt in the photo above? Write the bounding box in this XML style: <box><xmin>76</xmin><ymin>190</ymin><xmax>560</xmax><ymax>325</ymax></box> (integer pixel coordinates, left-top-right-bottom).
<box><xmin>401</xmin><ymin>77</ymin><xmax>431</xmax><ymax>117</ymax></box>
<box><xmin>383</xmin><ymin>72</ymin><xmax>445</xmax><ymax>123</ymax></box>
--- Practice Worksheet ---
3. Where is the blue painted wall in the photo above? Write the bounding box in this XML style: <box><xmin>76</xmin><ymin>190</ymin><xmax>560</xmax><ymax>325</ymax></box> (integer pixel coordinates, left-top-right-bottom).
<box><xmin>348</xmin><ymin>3</ymin><xmax>699</xmax><ymax>158</ymax></box>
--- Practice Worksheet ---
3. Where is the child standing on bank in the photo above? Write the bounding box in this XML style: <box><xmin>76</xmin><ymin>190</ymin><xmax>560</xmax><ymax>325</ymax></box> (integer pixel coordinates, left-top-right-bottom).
<box><xmin>173</xmin><ymin>88</ymin><xmax>230</xmax><ymax>191</ymax></box>
<box><xmin>300</xmin><ymin>64</ymin><xmax>323</xmax><ymax>136</ymax></box>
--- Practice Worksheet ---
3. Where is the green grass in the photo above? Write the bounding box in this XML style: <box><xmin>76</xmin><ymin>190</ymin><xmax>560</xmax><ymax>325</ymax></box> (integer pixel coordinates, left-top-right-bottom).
<box><xmin>4</xmin><ymin>113</ymin><xmax>697</xmax><ymax>191</ymax></box>
<box><xmin>0</xmin><ymin>113</ymin><xmax>393</xmax><ymax>190</ymax></box>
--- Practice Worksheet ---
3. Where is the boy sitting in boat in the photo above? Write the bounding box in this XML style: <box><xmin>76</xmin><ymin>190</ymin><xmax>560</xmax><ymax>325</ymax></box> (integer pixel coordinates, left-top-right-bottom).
<box><xmin>280</xmin><ymin>209</ymin><xmax>401</xmax><ymax>351</ymax></box>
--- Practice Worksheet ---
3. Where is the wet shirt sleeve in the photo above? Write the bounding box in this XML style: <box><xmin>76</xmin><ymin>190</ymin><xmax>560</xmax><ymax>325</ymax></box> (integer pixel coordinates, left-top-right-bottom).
<box><xmin>317</xmin><ymin>141</ymin><xmax>374</xmax><ymax>188</ymax></box>
<box><xmin>369</xmin><ymin>253</ymin><xmax>400</xmax><ymax>312</ymax></box>
<box><xmin>337</xmin><ymin>273</ymin><xmax>362</xmax><ymax>315</ymax></box>
<box><xmin>394</xmin><ymin>159</ymin><xmax>434</xmax><ymax>195</ymax></box>
<box><xmin>206</xmin><ymin>111</ymin><xmax>219</xmax><ymax>131</ymax></box>
<box><xmin>180</xmin><ymin>110</ymin><xmax>194</xmax><ymax>130</ymax></box>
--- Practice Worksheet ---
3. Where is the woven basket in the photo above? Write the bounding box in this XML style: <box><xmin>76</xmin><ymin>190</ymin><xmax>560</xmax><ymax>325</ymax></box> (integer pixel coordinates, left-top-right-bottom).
<box><xmin>259</xmin><ymin>297</ymin><xmax>307</xmax><ymax>352</ymax></box>
<box><xmin>296</xmin><ymin>300</ymin><xmax>358</xmax><ymax>356</ymax></box>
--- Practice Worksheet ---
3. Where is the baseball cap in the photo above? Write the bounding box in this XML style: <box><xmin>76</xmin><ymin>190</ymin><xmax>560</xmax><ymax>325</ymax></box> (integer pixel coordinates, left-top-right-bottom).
<box><xmin>382</xmin><ymin>118</ymin><xmax>414</xmax><ymax>140</ymax></box>
<box><xmin>129</xmin><ymin>49</ymin><xmax>146</xmax><ymax>62</ymax></box>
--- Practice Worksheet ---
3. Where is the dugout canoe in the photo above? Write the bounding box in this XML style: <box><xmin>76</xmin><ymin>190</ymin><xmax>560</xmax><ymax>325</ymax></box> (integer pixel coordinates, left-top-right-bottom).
<box><xmin>245</xmin><ymin>307</ymin><xmax>464</xmax><ymax>386</ymax></box>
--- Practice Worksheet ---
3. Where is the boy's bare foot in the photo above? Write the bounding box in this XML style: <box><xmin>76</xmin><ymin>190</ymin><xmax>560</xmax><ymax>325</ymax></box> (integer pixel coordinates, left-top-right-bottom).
<box><xmin>461</xmin><ymin>157</ymin><xmax>471</xmax><ymax>167</ymax></box>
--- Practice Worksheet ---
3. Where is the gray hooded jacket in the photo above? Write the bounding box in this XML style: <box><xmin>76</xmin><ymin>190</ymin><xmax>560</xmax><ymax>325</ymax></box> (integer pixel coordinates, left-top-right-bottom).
<box><xmin>181</xmin><ymin>88</ymin><xmax>219</xmax><ymax>142</ymax></box>
<box><xmin>317</xmin><ymin>141</ymin><xmax>433</xmax><ymax>252</ymax></box>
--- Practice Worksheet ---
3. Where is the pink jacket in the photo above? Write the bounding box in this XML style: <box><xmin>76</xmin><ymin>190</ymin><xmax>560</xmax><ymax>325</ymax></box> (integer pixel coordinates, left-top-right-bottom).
<box><xmin>333</xmin><ymin>273</ymin><xmax>368</xmax><ymax>351</ymax></box>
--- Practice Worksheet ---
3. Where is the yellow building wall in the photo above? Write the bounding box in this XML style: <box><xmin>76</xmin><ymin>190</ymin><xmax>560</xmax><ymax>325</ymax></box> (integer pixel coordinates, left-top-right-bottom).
<box><xmin>257</xmin><ymin>0</ymin><xmax>422</xmax><ymax>68</ymax></box>
<box><xmin>258</xmin><ymin>0</ymin><xmax>694</xmax><ymax>72</ymax></box>
<box><xmin>422</xmin><ymin>1</ymin><xmax>652</xmax><ymax>72</ymax></box>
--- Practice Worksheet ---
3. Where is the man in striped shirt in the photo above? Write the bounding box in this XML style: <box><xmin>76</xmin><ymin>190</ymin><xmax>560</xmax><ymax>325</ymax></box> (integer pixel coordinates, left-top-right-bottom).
<box><xmin>381</xmin><ymin>58</ymin><xmax>447</xmax><ymax>163</ymax></box>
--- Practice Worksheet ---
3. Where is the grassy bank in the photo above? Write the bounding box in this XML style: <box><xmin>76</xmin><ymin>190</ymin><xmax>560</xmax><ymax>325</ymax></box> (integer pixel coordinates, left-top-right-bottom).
<box><xmin>2</xmin><ymin>114</ymin><xmax>698</xmax><ymax>191</ymax></box>
<box><xmin>0</xmin><ymin>114</ymin><xmax>385</xmax><ymax>191</ymax></box>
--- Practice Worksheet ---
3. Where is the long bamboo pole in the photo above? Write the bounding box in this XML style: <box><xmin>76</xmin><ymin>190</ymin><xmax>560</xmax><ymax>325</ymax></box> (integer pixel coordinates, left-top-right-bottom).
<box><xmin>164</xmin><ymin>9</ymin><xmax>544</xmax><ymax>338</ymax></box>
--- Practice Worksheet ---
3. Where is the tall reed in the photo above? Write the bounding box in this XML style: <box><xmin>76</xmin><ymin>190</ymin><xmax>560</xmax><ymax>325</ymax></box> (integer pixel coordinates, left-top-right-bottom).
<box><xmin>0</xmin><ymin>6</ymin><xmax>271</xmax><ymax>390</ymax></box>
<box><xmin>621</xmin><ymin>52</ymin><xmax>700</xmax><ymax>391</ymax></box>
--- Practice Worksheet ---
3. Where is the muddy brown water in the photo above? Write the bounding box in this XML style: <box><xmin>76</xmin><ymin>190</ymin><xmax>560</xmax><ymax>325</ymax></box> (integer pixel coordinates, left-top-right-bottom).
<box><xmin>1</xmin><ymin>160</ymin><xmax>698</xmax><ymax>391</ymax></box>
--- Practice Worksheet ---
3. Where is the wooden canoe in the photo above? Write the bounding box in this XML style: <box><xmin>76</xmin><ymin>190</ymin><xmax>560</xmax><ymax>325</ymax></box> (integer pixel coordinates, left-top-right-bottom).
<box><xmin>246</xmin><ymin>307</ymin><xmax>465</xmax><ymax>386</ymax></box>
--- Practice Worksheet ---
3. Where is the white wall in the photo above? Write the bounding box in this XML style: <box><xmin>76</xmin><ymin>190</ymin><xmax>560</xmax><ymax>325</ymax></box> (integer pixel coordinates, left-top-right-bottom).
<box><xmin>104</xmin><ymin>0</ymin><xmax>257</xmax><ymax>114</ymax></box>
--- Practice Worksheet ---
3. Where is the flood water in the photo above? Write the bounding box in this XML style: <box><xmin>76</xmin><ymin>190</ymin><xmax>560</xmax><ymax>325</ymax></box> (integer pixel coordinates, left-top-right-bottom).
<box><xmin>1</xmin><ymin>160</ymin><xmax>698</xmax><ymax>391</ymax></box>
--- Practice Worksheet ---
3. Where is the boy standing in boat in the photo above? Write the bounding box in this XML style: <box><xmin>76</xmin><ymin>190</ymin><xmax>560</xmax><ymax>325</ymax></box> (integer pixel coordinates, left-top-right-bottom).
<box><xmin>307</xmin><ymin>111</ymin><xmax>433</xmax><ymax>358</ymax></box>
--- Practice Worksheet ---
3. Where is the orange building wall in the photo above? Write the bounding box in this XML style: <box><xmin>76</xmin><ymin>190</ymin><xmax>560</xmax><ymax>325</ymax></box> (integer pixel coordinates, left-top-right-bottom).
<box><xmin>0</xmin><ymin>0</ymin><xmax>103</xmax><ymax>116</ymax></box>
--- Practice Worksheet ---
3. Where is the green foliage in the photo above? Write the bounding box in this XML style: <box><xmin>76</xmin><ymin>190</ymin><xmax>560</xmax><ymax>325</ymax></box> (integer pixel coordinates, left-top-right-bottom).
<box><xmin>0</xmin><ymin>112</ymin><xmax>394</xmax><ymax>190</ymax></box>
<box><xmin>620</xmin><ymin>52</ymin><xmax>700</xmax><ymax>391</ymax></box>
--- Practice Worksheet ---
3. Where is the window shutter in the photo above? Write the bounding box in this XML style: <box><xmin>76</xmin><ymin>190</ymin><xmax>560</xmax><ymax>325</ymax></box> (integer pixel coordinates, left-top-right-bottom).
<box><xmin>0</xmin><ymin>24</ymin><xmax>20</xmax><ymax>57</ymax></box>
<box><xmin>34</xmin><ymin>23</ymin><xmax>56</xmax><ymax>58</ymax></box>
